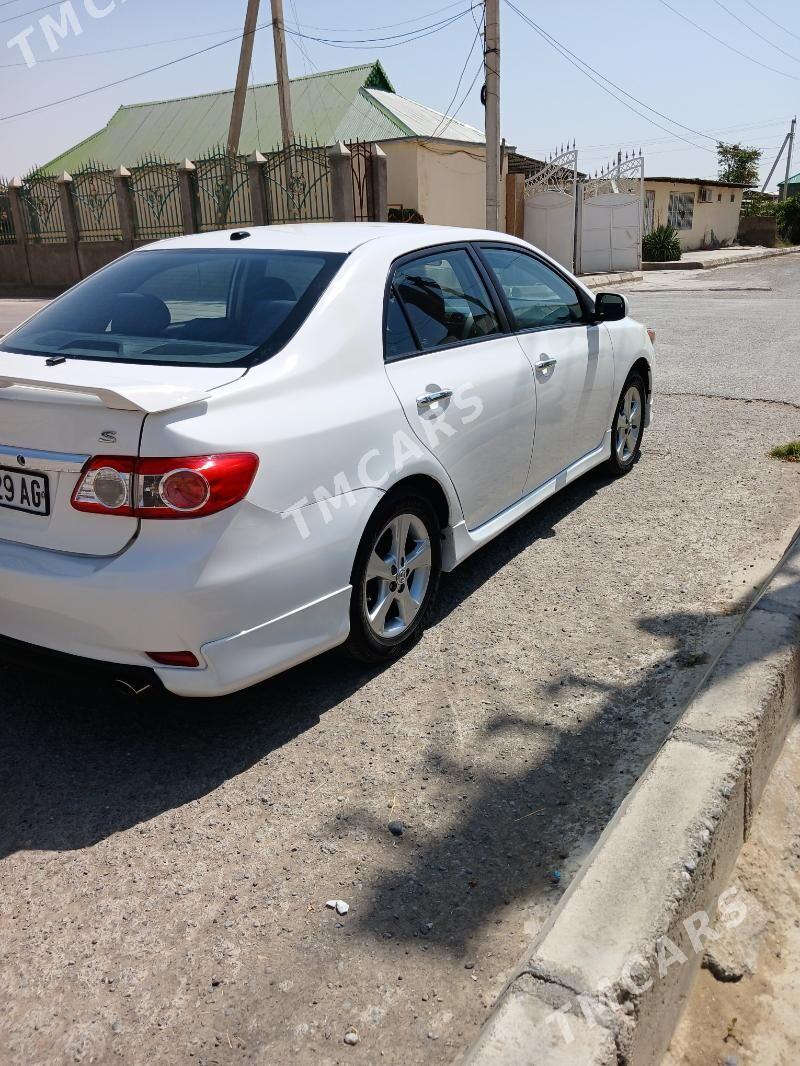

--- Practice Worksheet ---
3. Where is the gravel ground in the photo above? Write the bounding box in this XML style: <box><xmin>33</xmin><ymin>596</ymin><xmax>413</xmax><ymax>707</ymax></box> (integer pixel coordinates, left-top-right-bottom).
<box><xmin>1</xmin><ymin>259</ymin><xmax>800</xmax><ymax>1063</ymax></box>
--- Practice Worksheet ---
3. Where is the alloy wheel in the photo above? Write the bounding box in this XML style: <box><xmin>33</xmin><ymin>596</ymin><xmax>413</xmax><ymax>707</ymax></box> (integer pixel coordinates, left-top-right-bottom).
<box><xmin>363</xmin><ymin>513</ymin><xmax>433</xmax><ymax>640</ymax></box>
<box><xmin>615</xmin><ymin>384</ymin><xmax>643</xmax><ymax>465</ymax></box>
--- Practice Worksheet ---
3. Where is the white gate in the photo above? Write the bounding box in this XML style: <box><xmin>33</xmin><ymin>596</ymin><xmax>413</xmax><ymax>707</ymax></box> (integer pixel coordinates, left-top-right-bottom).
<box><xmin>577</xmin><ymin>155</ymin><xmax>644</xmax><ymax>274</ymax></box>
<box><xmin>523</xmin><ymin>147</ymin><xmax>578</xmax><ymax>271</ymax></box>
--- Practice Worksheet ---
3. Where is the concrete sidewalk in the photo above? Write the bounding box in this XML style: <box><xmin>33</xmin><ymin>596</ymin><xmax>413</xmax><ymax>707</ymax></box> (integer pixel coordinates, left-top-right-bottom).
<box><xmin>644</xmin><ymin>245</ymin><xmax>800</xmax><ymax>271</ymax></box>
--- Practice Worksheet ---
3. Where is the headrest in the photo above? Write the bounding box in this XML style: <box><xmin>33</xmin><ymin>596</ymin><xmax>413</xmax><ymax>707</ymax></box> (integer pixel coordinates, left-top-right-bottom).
<box><xmin>110</xmin><ymin>293</ymin><xmax>171</xmax><ymax>337</ymax></box>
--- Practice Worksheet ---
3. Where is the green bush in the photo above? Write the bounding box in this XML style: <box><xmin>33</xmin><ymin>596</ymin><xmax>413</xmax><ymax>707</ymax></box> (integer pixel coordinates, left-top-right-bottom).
<box><xmin>642</xmin><ymin>224</ymin><xmax>682</xmax><ymax>262</ymax></box>
<box><xmin>774</xmin><ymin>196</ymin><xmax>800</xmax><ymax>244</ymax></box>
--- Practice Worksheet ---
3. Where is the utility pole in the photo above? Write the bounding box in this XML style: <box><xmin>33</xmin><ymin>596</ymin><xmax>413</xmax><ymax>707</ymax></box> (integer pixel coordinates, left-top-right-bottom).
<box><xmin>781</xmin><ymin>116</ymin><xmax>796</xmax><ymax>201</ymax></box>
<box><xmin>271</xmin><ymin>0</ymin><xmax>295</xmax><ymax>148</ymax></box>
<box><xmin>484</xmin><ymin>0</ymin><xmax>501</xmax><ymax>230</ymax></box>
<box><xmin>226</xmin><ymin>0</ymin><xmax>262</xmax><ymax>158</ymax></box>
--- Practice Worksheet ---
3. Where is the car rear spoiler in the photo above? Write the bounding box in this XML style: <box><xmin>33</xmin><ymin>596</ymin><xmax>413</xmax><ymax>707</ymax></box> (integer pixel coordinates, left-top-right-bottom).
<box><xmin>0</xmin><ymin>375</ymin><xmax>211</xmax><ymax>414</ymax></box>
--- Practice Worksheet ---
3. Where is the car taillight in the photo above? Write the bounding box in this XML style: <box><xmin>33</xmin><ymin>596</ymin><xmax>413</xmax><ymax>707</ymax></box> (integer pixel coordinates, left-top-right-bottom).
<box><xmin>71</xmin><ymin>453</ymin><xmax>259</xmax><ymax>519</ymax></box>
<box><xmin>647</xmin><ymin>328</ymin><xmax>656</xmax><ymax>345</ymax></box>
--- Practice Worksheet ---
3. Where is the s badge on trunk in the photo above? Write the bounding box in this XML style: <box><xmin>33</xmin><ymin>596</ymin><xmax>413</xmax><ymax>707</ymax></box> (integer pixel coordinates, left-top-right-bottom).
<box><xmin>99</xmin><ymin>431</ymin><xmax>118</xmax><ymax>444</ymax></box>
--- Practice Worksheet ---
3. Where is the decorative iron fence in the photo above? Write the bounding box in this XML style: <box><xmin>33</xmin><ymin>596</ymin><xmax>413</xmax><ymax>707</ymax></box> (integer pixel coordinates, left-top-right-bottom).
<box><xmin>72</xmin><ymin>161</ymin><xmax>122</xmax><ymax>241</ymax></box>
<box><xmin>128</xmin><ymin>156</ymin><xmax>183</xmax><ymax>241</ymax></box>
<box><xmin>194</xmin><ymin>148</ymin><xmax>252</xmax><ymax>231</ymax></box>
<box><xmin>0</xmin><ymin>180</ymin><xmax>14</xmax><ymax>244</ymax></box>
<box><xmin>348</xmin><ymin>140</ymin><xmax>373</xmax><ymax>222</ymax></box>
<box><xmin>21</xmin><ymin>172</ymin><xmax>67</xmax><ymax>243</ymax></box>
<box><xmin>262</xmin><ymin>140</ymin><xmax>332</xmax><ymax>224</ymax></box>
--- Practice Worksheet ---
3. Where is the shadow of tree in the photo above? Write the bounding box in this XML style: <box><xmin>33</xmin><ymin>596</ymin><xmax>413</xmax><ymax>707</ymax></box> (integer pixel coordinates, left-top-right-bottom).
<box><xmin>0</xmin><ymin>465</ymin><xmax>617</xmax><ymax>861</ymax></box>
<box><xmin>343</xmin><ymin>571</ymin><xmax>800</xmax><ymax>956</ymax></box>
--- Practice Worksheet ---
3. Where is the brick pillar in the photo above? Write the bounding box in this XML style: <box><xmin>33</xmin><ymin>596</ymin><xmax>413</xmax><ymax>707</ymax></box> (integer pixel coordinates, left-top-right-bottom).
<box><xmin>327</xmin><ymin>141</ymin><xmax>354</xmax><ymax>223</ymax></box>
<box><xmin>177</xmin><ymin>160</ymin><xmax>198</xmax><ymax>235</ymax></box>
<box><xmin>369</xmin><ymin>144</ymin><xmax>388</xmax><ymax>223</ymax></box>
<box><xmin>113</xmin><ymin>166</ymin><xmax>136</xmax><ymax>249</ymax></box>
<box><xmin>247</xmin><ymin>151</ymin><xmax>267</xmax><ymax>227</ymax></box>
<box><xmin>7</xmin><ymin>178</ymin><xmax>32</xmax><ymax>287</ymax></box>
<box><xmin>57</xmin><ymin>171</ymin><xmax>82</xmax><ymax>282</ymax></box>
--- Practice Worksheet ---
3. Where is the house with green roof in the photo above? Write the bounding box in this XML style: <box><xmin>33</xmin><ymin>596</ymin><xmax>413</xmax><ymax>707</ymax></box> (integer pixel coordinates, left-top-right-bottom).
<box><xmin>43</xmin><ymin>61</ymin><xmax>498</xmax><ymax>228</ymax></box>
<box><xmin>777</xmin><ymin>172</ymin><xmax>800</xmax><ymax>200</ymax></box>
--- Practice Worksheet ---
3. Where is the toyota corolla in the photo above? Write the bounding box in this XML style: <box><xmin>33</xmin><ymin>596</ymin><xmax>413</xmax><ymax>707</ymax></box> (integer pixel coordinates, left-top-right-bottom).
<box><xmin>0</xmin><ymin>224</ymin><xmax>653</xmax><ymax>696</ymax></box>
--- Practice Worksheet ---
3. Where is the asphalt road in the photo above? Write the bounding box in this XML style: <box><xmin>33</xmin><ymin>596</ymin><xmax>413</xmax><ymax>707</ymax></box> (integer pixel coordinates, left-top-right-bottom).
<box><xmin>1</xmin><ymin>257</ymin><xmax>799</xmax><ymax>1064</ymax></box>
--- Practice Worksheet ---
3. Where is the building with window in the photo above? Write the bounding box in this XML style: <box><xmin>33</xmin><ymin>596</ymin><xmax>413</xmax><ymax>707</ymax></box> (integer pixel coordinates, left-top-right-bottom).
<box><xmin>643</xmin><ymin>177</ymin><xmax>747</xmax><ymax>251</ymax></box>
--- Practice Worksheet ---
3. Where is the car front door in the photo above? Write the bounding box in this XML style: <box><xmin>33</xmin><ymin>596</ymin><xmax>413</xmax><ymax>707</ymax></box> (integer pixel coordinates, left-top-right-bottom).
<box><xmin>383</xmin><ymin>245</ymin><xmax>536</xmax><ymax>530</ymax></box>
<box><xmin>477</xmin><ymin>244</ymin><xmax>614</xmax><ymax>493</ymax></box>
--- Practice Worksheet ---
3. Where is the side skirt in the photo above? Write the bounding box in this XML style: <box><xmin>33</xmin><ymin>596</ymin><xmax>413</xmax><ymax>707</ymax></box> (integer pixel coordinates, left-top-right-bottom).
<box><xmin>441</xmin><ymin>431</ymin><xmax>612</xmax><ymax>572</ymax></box>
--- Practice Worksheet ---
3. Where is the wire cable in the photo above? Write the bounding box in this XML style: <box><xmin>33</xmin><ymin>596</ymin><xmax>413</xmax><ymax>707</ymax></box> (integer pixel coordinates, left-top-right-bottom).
<box><xmin>656</xmin><ymin>0</ymin><xmax>800</xmax><ymax>82</ymax></box>
<box><xmin>741</xmin><ymin>0</ymin><xmax>800</xmax><ymax>45</ymax></box>
<box><xmin>427</xmin><ymin>11</ymin><xmax>484</xmax><ymax>139</ymax></box>
<box><xmin>0</xmin><ymin>21</ymin><xmax>270</xmax><ymax>123</ymax></box>
<box><xmin>710</xmin><ymin>0</ymin><xmax>800</xmax><ymax>65</ymax></box>
<box><xmin>505</xmin><ymin>0</ymin><xmax>714</xmax><ymax>151</ymax></box>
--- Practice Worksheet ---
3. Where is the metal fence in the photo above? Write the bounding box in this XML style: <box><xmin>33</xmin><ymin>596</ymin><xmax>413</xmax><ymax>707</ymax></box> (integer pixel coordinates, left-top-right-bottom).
<box><xmin>262</xmin><ymin>140</ymin><xmax>332</xmax><ymax>224</ymax></box>
<box><xmin>0</xmin><ymin>180</ymin><xmax>14</xmax><ymax>244</ymax></box>
<box><xmin>21</xmin><ymin>172</ymin><xmax>66</xmax><ymax>243</ymax></box>
<box><xmin>348</xmin><ymin>140</ymin><xmax>373</xmax><ymax>223</ymax></box>
<box><xmin>72</xmin><ymin>161</ymin><xmax>122</xmax><ymax>242</ymax></box>
<box><xmin>194</xmin><ymin>148</ymin><xmax>252</xmax><ymax>231</ymax></box>
<box><xmin>128</xmin><ymin>156</ymin><xmax>183</xmax><ymax>241</ymax></box>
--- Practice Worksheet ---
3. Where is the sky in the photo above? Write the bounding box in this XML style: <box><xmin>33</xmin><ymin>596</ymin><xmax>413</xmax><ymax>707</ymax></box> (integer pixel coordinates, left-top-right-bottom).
<box><xmin>0</xmin><ymin>0</ymin><xmax>797</xmax><ymax>189</ymax></box>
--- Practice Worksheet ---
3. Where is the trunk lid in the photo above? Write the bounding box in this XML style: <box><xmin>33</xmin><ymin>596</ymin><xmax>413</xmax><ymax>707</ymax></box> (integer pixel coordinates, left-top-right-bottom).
<box><xmin>0</xmin><ymin>352</ymin><xmax>245</xmax><ymax>555</ymax></box>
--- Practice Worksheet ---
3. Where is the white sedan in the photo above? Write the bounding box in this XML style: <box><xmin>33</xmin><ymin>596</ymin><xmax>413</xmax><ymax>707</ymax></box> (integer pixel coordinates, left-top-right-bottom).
<box><xmin>0</xmin><ymin>224</ymin><xmax>653</xmax><ymax>697</ymax></box>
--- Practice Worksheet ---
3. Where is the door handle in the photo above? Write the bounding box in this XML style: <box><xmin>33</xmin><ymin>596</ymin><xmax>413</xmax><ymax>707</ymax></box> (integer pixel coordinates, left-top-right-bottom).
<box><xmin>416</xmin><ymin>388</ymin><xmax>453</xmax><ymax>407</ymax></box>
<box><xmin>535</xmin><ymin>357</ymin><xmax>557</xmax><ymax>371</ymax></box>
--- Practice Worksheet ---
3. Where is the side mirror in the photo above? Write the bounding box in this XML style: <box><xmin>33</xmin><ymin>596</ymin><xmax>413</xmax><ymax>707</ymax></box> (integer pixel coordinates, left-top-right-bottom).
<box><xmin>594</xmin><ymin>292</ymin><xmax>628</xmax><ymax>322</ymax></box>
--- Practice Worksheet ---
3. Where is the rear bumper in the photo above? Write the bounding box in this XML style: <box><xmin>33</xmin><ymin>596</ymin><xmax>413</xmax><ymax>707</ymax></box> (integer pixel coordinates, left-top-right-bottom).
<box><xmin>0</xmin><ymin>489</ymin><xmax>380</xmax><ymax>697</ymax></box>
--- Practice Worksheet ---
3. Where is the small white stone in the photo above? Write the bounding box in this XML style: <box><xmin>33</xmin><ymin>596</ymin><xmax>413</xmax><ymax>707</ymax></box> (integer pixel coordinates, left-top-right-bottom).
<box><xmin>344</xmin><ymin>1028</ymin><xmax>359</xmax><ymax>1045</ymax></box>
<box><xmin>326</xmin><ymin>899</ymin><xmax>349</xmax><ymax>915</ymax></box>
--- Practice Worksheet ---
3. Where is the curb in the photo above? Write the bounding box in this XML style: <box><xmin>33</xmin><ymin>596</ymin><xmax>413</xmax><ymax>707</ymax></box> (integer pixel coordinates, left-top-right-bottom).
<box><xmin>580</xmin><ymin>271</ymin><xmax>643</xmax><ymax>289</ymax></box>
<box><xmin>642</xmin><ymin>246</ymin><xmax>800</xmax><ymax>272</ymax></box>
<box><xmin>465</xmin><ymin>529</ymin><xmax>800</xmax><ymax>1066</ymax></box>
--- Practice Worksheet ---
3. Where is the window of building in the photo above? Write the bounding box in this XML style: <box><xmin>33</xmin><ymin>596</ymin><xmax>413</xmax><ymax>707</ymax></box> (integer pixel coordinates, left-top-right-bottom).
<box><xmin>668</xmin><ymin>192</ymin><xmax>695</xmax><ymax>230</ymax></box>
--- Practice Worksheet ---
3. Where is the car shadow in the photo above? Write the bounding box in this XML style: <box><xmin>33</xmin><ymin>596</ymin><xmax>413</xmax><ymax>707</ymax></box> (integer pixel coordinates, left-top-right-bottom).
<box><xmin>0</xmin><ymin>460</ymin><xmax>637</xmax><ymax>863</ymax></box>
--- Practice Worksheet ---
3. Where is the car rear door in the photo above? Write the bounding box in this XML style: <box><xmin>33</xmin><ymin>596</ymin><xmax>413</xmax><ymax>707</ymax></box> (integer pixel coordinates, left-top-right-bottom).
<box><xmin>383</xmin><ymin>244</ymin><xmax>536</xmax><ymax>530</ymax></box>
<box><xmin>476</xmin><ymin>244</ymin><xmax>614</xmax><ymax>493</ymax></box>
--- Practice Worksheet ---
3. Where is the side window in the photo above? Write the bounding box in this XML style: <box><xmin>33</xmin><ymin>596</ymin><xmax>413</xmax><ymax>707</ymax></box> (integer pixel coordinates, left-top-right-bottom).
<box><xmin>385</xmin><ymin>289</ymin><xmax>417</xmax><ymax>360</ymax></box>
<box><xmin>390</xmin><ymin>248</ymin><xmax>501</xmax><ymax>353</ymax></box>
<box><xmin>479</xmin><ymin>246</ymin><xmax>585</xmax><ymax>331</ymax></box>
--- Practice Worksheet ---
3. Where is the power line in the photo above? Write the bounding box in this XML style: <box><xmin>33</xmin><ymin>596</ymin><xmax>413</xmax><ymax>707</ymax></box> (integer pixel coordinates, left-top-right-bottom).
<box><xmin>293</xmin><ymin>0</ymin><xmax>471</xmax><ymax>33</ymax></box>
<box><xmin>741</xmin><ymin>0</ymin><xmax>800</xmax><ymax>45</ymax></box>
<box><xmin>427</xmin><ymin>10</ymin><xmax>484</xmax><ymax>139</ymax></box>
<box><xmin>0</xmin><ymin>1</ymin><xmax>62</xmax><ymax>25</ymax></box>
<box><xmin>285</xmin><ymin>7</ymin><xmax>477</xmax><ymax>50</ymax></box>
<box><xmin>0</xmin><ymin>25</ymin><xmax>244</xmax><ymax>67</ymax></box>
<box><xmin>0</xmin><ymin>21</ymin><xmax>270</xmax><ymax>123</ymax></box>
<box><xmin>656</xmin><ymin>0</ymin><xmax>800</xmax><ymax>82</ymax></box>
<box><xmin>710</xmin><ymin>0</ymin><xmax>800</xmax><ymax>65</ymax></box>
<box><xmin>504</xmin><ymin>0</ymin><xmax>714</xmax><ymax>152</ymax></box>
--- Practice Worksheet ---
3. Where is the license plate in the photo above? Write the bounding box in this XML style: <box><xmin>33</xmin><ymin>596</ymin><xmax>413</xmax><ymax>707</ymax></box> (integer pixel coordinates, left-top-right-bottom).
<box><xmin>0</xmin><ymin>466</ymin><xmax>50</xmax><ymax>516</ymax></box>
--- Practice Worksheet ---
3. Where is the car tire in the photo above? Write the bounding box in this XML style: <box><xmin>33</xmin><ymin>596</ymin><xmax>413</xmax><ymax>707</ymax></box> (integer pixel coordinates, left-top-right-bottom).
<box><xmin>607</xmin><ymin>372</ymin><xmax>646</xmax><ymax>476</ymax></box>
<box><xmin>345</xmin><ymin>493</ymin><xmax>442</xmax><ymax>664</ymax></box>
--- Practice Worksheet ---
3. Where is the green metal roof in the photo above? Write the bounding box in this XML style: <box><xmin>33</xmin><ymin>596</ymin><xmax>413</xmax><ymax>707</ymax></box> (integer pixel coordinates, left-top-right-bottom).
<box><xmin>779</xmin><ymin>172</ymin><xmax>800</xmax><ymax>186</ymax></box>
<box><xmin>42</xmin><ymin>60</ymin><xmax>484</xmax><ymax>174</ymax></box>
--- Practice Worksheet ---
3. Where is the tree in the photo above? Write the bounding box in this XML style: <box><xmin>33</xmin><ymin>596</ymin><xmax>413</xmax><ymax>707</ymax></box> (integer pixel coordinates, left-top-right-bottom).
<box><xmin>717</xmin><ymin>142</ymin><xmax>761</xmax><ymax>186</ymax></box>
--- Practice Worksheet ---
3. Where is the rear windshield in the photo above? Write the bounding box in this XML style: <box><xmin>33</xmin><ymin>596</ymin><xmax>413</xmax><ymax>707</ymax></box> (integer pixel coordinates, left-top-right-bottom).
<box><xmin>0</xmin><ymin>248</ymin><xmax>346</xmax><ymax>367</ymax></box>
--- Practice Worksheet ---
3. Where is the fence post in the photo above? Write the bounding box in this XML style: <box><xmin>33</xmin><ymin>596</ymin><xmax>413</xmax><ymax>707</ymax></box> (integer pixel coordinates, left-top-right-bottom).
<box><xmin>328</xmin><ymin>141</ymin><xmax>354</xmax><ymax>223</ymax></box>
<box><xmin>57</xmin><ymin>171</ymin><xmax>82</xmax><ymax>282</ymax></box>
<box><xmin>369</xmin><ymin>144</ymin><xmax>388</xmax><ymax>222</ymax></box>
<box><xmin>505</xmin><ymin>172</ymin><xmax>524</xmax><ymax>237</ymax></box>
<box><xmin>113</xmin><ymin>166</ymin><xmax>136</xmax><ymax>249</ymax></box>
<box><xmin>247</xmin><ymin>151</ymin><xmax>267</xmax><ymax>227</ymax></box>
<box><xmin>177</xmin><ymin>160</ymin><xmax>197</xmax><ymax>234</ymax></box>
<box><xmin>7</xmin><ymin>178</ymin><xmax>32</xmax><ymax>287</ymax></box>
